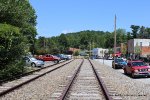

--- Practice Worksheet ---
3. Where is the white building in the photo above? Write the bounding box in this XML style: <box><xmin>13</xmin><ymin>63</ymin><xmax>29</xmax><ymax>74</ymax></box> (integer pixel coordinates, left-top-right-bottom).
<box><xmin>92</xmin><ymin>48</ymin><xmax>108</xmax><ymax>58</ymax></box>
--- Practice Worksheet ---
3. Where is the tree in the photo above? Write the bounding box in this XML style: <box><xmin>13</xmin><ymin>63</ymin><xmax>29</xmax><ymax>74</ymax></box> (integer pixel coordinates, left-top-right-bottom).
<box><xmin>139</xmin><ymin>26</ymin><xmax>145</xmax><ymax>38</ymax></box>
<box><xmin>35</xmin><ymin>30</ymin><xmax>128</xmax><ymax>55</ymax></box>
<box><xmin>116</xmin><ymin>29</ymin><xmax>127</xmax><ymax>43</ymax></box>
<box><xmin>74</xmin><ymin>51</ymin><xmax>79</xmax><ymax>56</ymax></box>
<box><xmin>0</xmin><ymin>24</ymin><xmax>27</xmax><ymax>66</ymax></box>
<box><xmin>59</xmin><ymin>34</ymin><xmax>69</xmax><ymax>47</ymax></box>
<box><xmin>121</xmin><ymin>43</ymin><xmax>127</xmax><ymax>57</ymax></box>
<box><xmin>130</xmin><ymin>25</ymin><xmax>140</xmax><ymax>38</ymax></box>
<box><xmin>127</xmin><ymin>32</ymin><xmax>131</xmax><ymax>40</ymax></box>
<box><xmin>80</xmin><ymin>34</ymin><xmax>89</xmax><ymax>49</ymax></box>
<box><xmin>105</xmin><ymin>32</ymin><xmax>114</xmax><ymax>48</ymax></box>
<box><xmin>0</xmin><ymin>0</ymin><xmax>37</xmax><ymax>80</ymax></box>
<box><xmin>145</xmin><ymin>28</ymin><xmax>150</xmax><ymax>38</ymax></box>
<box><xmin>134</xmin><ymin>42</ymin><xmax>141</xmax><ymax>59</ymax></box>
<box><xmin>0</xmin><ymin>0</ymin><xmax>37</xmax><ymax>27</ymax></box>
<box><xmin>0</xmin><ymin>24</ymin><xmax>27</xmax><ymax>80</ymax></box>
<box><xmin>0</xmin><ymin>0</ymin><xmax>37</xmax><ymax>51</ymax></box>
<box><xmin>58</xmin><ymin>34</ymin><xmax>69</xmax><ymax>53</ymax></box>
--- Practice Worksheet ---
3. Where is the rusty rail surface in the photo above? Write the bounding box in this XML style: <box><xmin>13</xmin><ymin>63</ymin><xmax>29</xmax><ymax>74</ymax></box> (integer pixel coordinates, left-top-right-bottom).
<box><xmin>58</xmin><ymin>59</ymin><xmax>84</xmax><ymax>100</ymax></box>
<box><xmin>0</xmin><ymin>60</ymin><xmax>70</xmax><ymax>84</ymax></box>
<box><xmin>89</xmin><ymin>59</ymin><xmax>113</xmax><ymax>100</ymax></box>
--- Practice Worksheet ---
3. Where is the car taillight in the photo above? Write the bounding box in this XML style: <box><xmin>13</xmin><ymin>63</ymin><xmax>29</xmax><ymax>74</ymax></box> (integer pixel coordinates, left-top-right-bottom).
<box><xmin>134</xmin><ymin>70</ymin><xmax>138</xmax><ymax>72</ymax></box>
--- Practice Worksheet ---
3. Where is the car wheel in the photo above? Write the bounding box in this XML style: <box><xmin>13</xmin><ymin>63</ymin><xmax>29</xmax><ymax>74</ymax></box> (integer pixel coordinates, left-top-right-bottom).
<box><xmin>131</xmin><ymin>73</ymin><xmax>135</xmax><ymax>78</ymax></box>
<box><xmin>112</xmin><ymin>65</ymin><xmax>114</xmax><ymax>68</ymax></box>
<box><xmin>54</xmin><ymin>60</ymin><xmax>59</xmax><ymax>63</ymax></box>
<box><xmin>124</xmin><ymin>69</ymin><xmax>127</xmax><ymax>75</ymax></box>
<box><xmin>113</xmin><ymin>65</ymin><xmax>116</xmax><ymax>69</ymax></box>
<box><xmin>31</xmin><ymin>63</ymin><xmax>36</xmax><ymax>67</ymax></box>
<box><xmin>112</xmin><ymin>63</ymin><xmax>115</xmax><ymax>69</ymax></box>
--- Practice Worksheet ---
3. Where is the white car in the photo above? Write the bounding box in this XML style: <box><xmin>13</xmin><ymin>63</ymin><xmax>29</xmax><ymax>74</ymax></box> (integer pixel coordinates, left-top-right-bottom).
<box><xmin>65</xmin><ymin>55</ymin><xmax>72</xmax><ymax>59</ymax></box>
<box><xmin>24</xmin><ymin>57</ymin><xmax>44</xmax><ymax>67</ymax></box>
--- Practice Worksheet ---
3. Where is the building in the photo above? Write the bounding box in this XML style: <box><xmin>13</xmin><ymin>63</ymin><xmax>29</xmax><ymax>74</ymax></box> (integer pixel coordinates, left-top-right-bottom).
<box><xmin>68</xmin><ymin>48</ymin><xmax>80</xmax><ymax>54</ymax></box>
<box><xmin>128</xmin><ymin>39</ymin><xmax>150</xmax><ymax>57</ymax></box>
<box><xmin>92</xmin><ymin>48</ymin><xmax>108</xmax><ymax>58</ymax></box>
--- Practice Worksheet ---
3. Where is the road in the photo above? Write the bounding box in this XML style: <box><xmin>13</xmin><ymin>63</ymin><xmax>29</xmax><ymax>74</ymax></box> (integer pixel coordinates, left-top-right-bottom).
<box><xmin>94</xmin><ymin>59</ymin><xmax>150</xmax><ymax>85</ymax></box>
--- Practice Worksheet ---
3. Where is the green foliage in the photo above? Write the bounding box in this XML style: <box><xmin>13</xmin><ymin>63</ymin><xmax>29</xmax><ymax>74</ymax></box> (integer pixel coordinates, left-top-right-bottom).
<box><xmin>58</xmin><ymin>34</ymin><xmax>69</xmax><ymax>47</ymax></box>
<box><xmin>0</xmin><ymin>0</ymin><xmax>37</xmax><ymax>52</ymax></box>
<box><xmin>130</xmin><ymin>25</ymin><xmax>150</xmax><ymax>39</ymax></box>
<box><xmin>104</xmin><ymin>32</ymin><xmax>114</xmax><ymax>48</ymax></box>
<box><xmin>0</xmin><ymin>24</ymin><xmax>26</xmax><ymax>66</ymax></box>
<box><xmin>35</xmin><ymin>30</ymin><xmax>128</xmax><ymax>54</ymax></box>
<box><xmin>139</xmin><ymin>26</ymin><xmax>145</xmax><ymax>38</ymax></box>
<box><xmin>127</xmin><ymin>32</ymin><xmax>132</xmax><ymax>40</ymax></box>
<box><xmin>0</xmin><ymin>0</ymin><xmax>37</xmax><ymax>27</ymax></box>
<box><xmin>108</xmin><ymin>48</ymin><xmax>113</xmax><ymax>54</ymax></box>
<box><xmin>0</xmin><ymin>60</ymin><xmax>25</xmax><ymax>81</ymax></box>
<box><xmin>116</xmin><ymin>29</ymin><xmax>127</xmax><ymax>43</ymax></box>
<box><xmin>0</xmin><ymin>0</ymin><xmax>37</xmax><ymax>80</ymax></box>
<box><xmin>130</xmin><ymin>25</ymin><xmax>140</xmax><ymax>38</ymax></box>
<box><xmin>121</xmin><ymin>44</ymin><xmax>127</xmax><ymax>55</ymax></box>
<box><xmin>134</xmin><ymin>42</ymin><xmax>141</xmax><ymax>54</ymax></box>
<box><xmin>74</xmin><ymin>51</ymin><xmax>79</xmax><ymax>56</ymax></box>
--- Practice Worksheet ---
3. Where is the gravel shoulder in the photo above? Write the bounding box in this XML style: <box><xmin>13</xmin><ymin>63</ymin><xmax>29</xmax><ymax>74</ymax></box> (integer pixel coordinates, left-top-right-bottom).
<box><xmin>0</xmin><ymin>59</ymin><xmax>82</xmax><ymax>100</ymax></box>
<box><xmin>91</xmin><ymin>59</ymin><xmax>150</xmax><ymax>100</ymax></box>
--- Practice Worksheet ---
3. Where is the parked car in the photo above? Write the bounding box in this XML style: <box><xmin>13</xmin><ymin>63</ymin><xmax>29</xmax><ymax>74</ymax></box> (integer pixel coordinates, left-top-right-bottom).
<box><xmin>123</xmin><ymin>60</ymin><xmax>150</xmax><ymax>78</ymax></box>
<box><xmin>106</xmin><ymin>56</ymin><xmax>113</xmax><ymax>60</ymax></box>
<box><xmin>65</xmin><ymin>55</ymin><xmax>72</xmax><ymax>60</ymax></box>
<box><xmin>36</xmin><ymin>54</ymin><xmax>60</xmax><ymax>63</ymax></box>
<box><xmin>112</xmin><ymin>58</ymin><xmax>127</xmax><ymax>69</ymax></box>
<box><xmin>24</xmin><ymin>57</ymin><xmax>44</xmax><ymax>67</ymax></box>
<box><xmin>55</xmin><ymin>54</ymin><xmax>69</xmax><ymax>60</ymax></box>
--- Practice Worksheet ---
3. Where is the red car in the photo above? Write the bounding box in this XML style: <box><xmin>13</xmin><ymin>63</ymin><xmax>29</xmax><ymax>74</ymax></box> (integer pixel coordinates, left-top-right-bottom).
<box><xmin>36</xmin><ymin>54</ymin><xmax>60</xmax><ymax>63</ymax></box>
<box><xmin>123</xmin><ymin>60</ymin><xmax>150</xmax><ymax>78</ymax></box>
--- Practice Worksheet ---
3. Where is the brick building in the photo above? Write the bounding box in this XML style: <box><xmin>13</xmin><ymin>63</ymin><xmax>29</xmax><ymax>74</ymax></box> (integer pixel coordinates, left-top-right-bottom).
<box><xmin>128</xmin><ymin>39</ymin><xmax>150</xmax><ymax>58</ymax></box>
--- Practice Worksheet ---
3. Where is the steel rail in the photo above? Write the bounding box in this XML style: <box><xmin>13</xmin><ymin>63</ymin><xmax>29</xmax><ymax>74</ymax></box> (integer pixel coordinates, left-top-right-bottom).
<box><xmin>0</xmin><ymin>60</ymin><xmax>70</xmax><ymax>84</ymax></box>
<box><xmin>0</xmin><ymin>60</ymin><xmax>74</xmax><ymax>97</ymax></box>
<box><xmin>58</xmin><ymin>59</ymin><xmax>84</xmax><ymax>100</ymax></box>
<box><xmin>89</xmin><ymin>59</ymin><xmax>113</xmax><ymax>100</ymax></box>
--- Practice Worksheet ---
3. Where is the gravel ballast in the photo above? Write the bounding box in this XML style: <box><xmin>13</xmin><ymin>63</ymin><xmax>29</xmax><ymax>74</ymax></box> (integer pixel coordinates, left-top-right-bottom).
<box><xmin>0</xmin><ymin>59</ymin><xmax>82</xmax><ymax>100</ymax></box>
<box><xmin>91</xmin><ymin>60</ymin><xmax>150</xmax><ymax>100</ymax></box>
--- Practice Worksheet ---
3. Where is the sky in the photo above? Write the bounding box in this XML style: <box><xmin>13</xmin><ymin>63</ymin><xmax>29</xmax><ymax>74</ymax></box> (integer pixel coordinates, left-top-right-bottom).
<box><xmin>29</xmin><ymin>0</ymin><xmax>150</xmax><ymax>38</ymax></box>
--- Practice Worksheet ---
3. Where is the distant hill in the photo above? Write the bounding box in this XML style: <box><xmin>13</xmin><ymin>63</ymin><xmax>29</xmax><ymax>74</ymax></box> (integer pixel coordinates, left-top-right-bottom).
<box><xmin>35</xmin><ymin>29</ymin><xmax>127</xmax><ymax>54</ymax></box>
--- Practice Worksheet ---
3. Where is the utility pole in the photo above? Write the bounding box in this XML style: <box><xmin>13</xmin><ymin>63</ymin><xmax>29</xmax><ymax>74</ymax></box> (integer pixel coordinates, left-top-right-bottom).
<box><xmin>102</xmin><ymin>50</ymin><xmax>104</xmax><ymax>64</ymax></box>
<box><xmin>114</xmin><ymin>15</ymin><xmax>117</xmax><ymax>67</ymax></box>
<box><xmin>114</xmin><ymin>15</ymin><xmax>117</xmax><ymax>56</ymax></box>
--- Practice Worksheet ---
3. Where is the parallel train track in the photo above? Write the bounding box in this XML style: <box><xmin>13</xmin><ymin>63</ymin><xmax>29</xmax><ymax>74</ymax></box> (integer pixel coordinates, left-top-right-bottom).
<box><xmin>0</xmin><ymin>59</ymin><xmax>74</xmax><ymax>97</ymax></box>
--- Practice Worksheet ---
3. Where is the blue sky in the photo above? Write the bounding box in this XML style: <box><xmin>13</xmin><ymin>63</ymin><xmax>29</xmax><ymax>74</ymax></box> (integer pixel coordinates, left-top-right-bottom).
<box><xmin>29</xmin><ymin>0</ymin><xmax>150</xmax><ymax>37</ymax></box>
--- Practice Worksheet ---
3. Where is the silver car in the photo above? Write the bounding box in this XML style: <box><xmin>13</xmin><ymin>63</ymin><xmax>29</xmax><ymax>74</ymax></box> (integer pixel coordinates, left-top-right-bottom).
<box><xmin>24</xmin><ymin>57</ymin><xmax>44</xmax><ymax>67</ymax></box>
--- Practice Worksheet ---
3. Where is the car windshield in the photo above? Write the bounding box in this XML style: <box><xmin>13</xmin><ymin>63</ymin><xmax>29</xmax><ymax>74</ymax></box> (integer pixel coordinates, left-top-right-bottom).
<box><xmin>115</xmin><ymin>59</ymin><xmax>124</xmax><ymax>62</ymax></box>
<box><xmin>132</xmin><ymin>62</ymin><xmax>145</xmax><ymax>66</ymax></box>
<box><xmin>30</xmin><ymin>57</ymin><xmax>37</xmax><ymax>60</ymax></box>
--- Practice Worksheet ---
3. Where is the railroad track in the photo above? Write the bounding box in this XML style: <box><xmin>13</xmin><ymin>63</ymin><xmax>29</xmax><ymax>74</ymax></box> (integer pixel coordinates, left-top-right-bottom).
<box><xmin>0</xmin><ymin>59</ymin><xmax>74</xmax><ymax>97</ymax></box>
<box><xmin>0</xmin><ymin>60</ymin><xmax>67</xmax><ymax>84</ymax></box>
<box><xmin>51</xmin><ymin>59</ymin><xmax>120</xmax><ymax>100</ymax></box>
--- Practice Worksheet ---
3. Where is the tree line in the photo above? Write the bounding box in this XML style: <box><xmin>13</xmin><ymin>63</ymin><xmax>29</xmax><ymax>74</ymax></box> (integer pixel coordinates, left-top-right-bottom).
<box><xmin>34</xmin><ymin>25</ymin><xmax>150</xmax><ymax>55</ymax></box>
